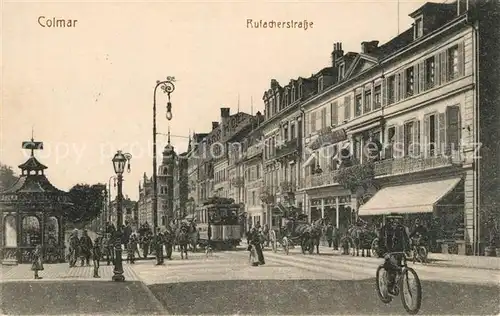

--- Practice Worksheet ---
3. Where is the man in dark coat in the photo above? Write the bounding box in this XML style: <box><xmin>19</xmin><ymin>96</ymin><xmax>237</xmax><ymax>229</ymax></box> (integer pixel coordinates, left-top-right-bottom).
<box><xmin>154</xmin><ymin>228</ymin><xmax>165</xmax><ymax>265</ymax></box>
<box><xmin>68</xmin><ymin>229</ymin><xmax>80</xmax><ymax>268</ymax></box>
<box><xmin>92</xmin><ymin>236</ymin><xmax>102</xmax><ymax>278</ymax></box>
<box><xmin>326</xmin><ymin>223</ymin><xmax>334</xmax><ymax>248</ymax></box>
<box><xmin>164</xmin><ymin>226</ymin><xmax>174</xmax><ymax>260</ymax></box>
<box><xmin>79</xmin><ymin>230</ymin><xmax>93</xmax><ymax>266</ymax></box>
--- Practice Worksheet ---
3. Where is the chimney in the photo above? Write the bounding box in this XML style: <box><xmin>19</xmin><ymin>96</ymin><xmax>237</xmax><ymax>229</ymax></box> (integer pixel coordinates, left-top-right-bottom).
<box><xmin>331</xmin><ymin>42</ymin><xmax>344</xmax><ymax>66</ymax></box>
<box><xmin>212</xmin><ymin>121</ymin><xmax>219</xmax><ymax>130</ymax></box>
<box><xmin>361</xmin><ymin>40</ymin><xmax>379</xmax><ymax>54</ymax></box>
<box><xmin>220</xmin><ymin>107</ymin><xmax>230</xmax><ymax>118</ymax></box>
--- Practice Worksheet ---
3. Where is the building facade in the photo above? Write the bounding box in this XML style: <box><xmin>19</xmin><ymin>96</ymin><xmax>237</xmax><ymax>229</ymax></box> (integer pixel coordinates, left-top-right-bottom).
<box><xmin>109</xmin><ymin>197</ymin><xmax>138</xmax><ymax>229</ymax></box>
<box><xmin>299</xmin><ymin>0</ymin><xmax>500</xmax><ymax>255</ymax></box>
<box><xmin>173</xmin><ymin>152</ymin><xmax>189</xmax><ymax>219</ymax></box>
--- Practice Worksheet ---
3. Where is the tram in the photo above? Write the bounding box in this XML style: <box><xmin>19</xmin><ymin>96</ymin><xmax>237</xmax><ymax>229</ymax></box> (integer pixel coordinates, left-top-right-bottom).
<box><xmin>195</xmin><ymin>197</ymin><xmax>242</xmax><ymax>250</ymax></box>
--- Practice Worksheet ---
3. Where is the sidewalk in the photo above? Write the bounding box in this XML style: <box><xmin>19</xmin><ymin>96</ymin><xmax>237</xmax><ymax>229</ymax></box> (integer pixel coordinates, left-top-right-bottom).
<box><xmin>314</xmin><ymin>245</ymin><xmax>500</xmax><ymax>270</ymax></box>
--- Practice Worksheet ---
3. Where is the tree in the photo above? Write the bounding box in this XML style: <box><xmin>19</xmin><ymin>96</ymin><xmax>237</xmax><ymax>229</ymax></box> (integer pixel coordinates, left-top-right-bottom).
<box><xmin>0</xmin><ymin>162</ymin><xmax>19</xmax><ymax>191</ymax></box>
<box><xmin>66</xmin><ymin>183</ymin><xmax>106</xmax><ymax>224</ymax></box>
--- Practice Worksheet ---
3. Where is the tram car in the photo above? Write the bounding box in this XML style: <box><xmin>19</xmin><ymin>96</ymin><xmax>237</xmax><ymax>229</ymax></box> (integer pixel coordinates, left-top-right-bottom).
<box><xmin>195</xmin><ymin>197</ymin><xmax>242</xmax><ymax>250</ymax></box>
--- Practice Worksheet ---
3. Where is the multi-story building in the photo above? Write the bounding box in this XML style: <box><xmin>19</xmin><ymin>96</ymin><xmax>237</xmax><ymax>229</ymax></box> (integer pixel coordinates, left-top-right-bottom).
<box><xmin>300</xmin><ymin>0</ymin><xmax>500</xmax><ymax>255</ymax></box>
<box><xmin>256</xmin><ymin>78</ymin><xmax>310</xmax><ymax>229</ymax></box>
<box><xmin>109</xmin><ymin>197</ymin><xmax>138</xmax><ymax>229</ymax></box>
<box><xmin>137</xmin><ymin>173</ymin><xmax>153</xmax><ymax>226</ymax></box>
<box><xmin>173</xmin><ymin>151</ymin><xmax>189</xmax><ymax>219</ymax></box>
<box><xmin>186</xmin><ymin>133</ymin><xmax>208</xmax><ymax>216</ymax></box>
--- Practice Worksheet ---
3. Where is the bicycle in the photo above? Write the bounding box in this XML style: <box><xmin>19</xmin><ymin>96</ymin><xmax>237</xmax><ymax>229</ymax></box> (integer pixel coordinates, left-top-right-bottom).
<box><xmin>376</xmin><ymin>251</ymin><xmax>422</xmax><ymax>315</ymax></box>
<box><xmin>411</xmin><ymin>236</ymin><xmax>428</xmax><ymax>264</ymax></box>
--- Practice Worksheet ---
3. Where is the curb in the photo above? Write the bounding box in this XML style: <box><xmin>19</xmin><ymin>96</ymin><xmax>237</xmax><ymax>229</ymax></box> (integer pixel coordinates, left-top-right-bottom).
<box><xmin>138</xmin><ymin>280</ymin><xmax>170</xmax><ymax>315</ymax></box>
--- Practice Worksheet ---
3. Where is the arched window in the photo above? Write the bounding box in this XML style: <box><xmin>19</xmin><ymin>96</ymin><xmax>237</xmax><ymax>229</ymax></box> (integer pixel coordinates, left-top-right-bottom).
<box><xmin>21</xmin><ymin>216</ymin><xmax>41</xmax><ymax>246</ymax></box>
<box><xmin>44</xmin><ymin>216</ymin><xmax>59</xmax><ymax>245</ymax></box>
<box><xmin>4</xmin><ymin>215</ymin><xmax>17</xmax><ymax>247</ymax></box>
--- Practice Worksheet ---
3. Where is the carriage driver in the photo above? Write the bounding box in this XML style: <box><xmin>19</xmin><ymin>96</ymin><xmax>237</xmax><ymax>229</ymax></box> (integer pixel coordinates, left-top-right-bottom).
<box><xmin>379</xmin><ymin>213</ymin><xmax>411</xmax><ymax>296</ymax></box>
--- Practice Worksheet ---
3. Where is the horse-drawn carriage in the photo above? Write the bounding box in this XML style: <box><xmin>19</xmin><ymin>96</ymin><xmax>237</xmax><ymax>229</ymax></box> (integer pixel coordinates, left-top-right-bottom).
<box><xmin>269</xmin><ymin>215</ymin><xmax>324</xmax><ymax>255</ymax></box>
<box><xmin>340</xmin><ymin>221</ymin><xmax>382</xmax><ymax>257</ymax></box>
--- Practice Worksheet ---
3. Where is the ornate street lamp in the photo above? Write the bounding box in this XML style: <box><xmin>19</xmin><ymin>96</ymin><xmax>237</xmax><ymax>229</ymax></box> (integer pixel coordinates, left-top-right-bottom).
<box><xmin>111</xmin><ymin>150</ymin><xmax>132</xmax><ymax>282</ymax></box>
<box><xmin>152</xmin><ymin>76</ymin><xmax>175</xmax><ymax>237</ymax></box>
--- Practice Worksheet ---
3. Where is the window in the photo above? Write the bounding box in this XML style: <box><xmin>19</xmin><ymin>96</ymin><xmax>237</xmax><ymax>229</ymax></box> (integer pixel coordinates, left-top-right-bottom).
<box><xmin>364</xmin><ymin>90</ymin><xmax>372</xmax><ymax>113</ymax></box>
<box><xmin>284</xmin><ymin>90</ymin><xmax>288</xmax><ymax>107</ymax></box>
<box><xmin>291</xmin><ymin>86</ymin><xmax>295</xmax><ymax>103</ymax></box>
<box><xmin>310</xmin><ymin>112</ymin><xmax>317</xmax><ymax>133</ymax></box>
<box><xmin>387</xmin><ymin>75</ymin><xmax>396</xmax><ymax>104</ymax></box>
<box><xmin>252</xmin><ymin>191</ymin><xmax>256</xmax><ymax>205</ymax></box>
<box><xmin>290</xmin><ymin>123</ymin><xmax>295</xmax><ymax>139</ymax></box>
<box><xmin>344</xmin><ymin>95</ymin><xmax>351</xmax><ymax>121</ymax></box>
<box><xmin>321</xmin><ymin>107</ymin><xmax>327</xmax><ymax>129</ymax></box>
<box><xmin>404</xmin><ymin>121</ymin><xmax>414</xmax><ymax>156</ymax></box>
<box><xmin>331</xmin><ymin>101</ymin><xmax>338</xmax><ymax>126</ymax></box>
<box><xmin>429</xmin><ymin>114</ymin><xmax>436</xmax><ymax>156</ymax></box>
<box><xmin>355</xmin><ymin>94</ymin><xmax>362</xmax><ymax>117</ymax></box>
<box><xmin>318</xmin><ymin>77</ymin><xmax>324</xmax><ymax>92</ymax></box>
<box><xmin>298</xmin><ymin>84</ymin><xmax>303</xmax><ymax>99</ymax></box>
<box><xmin>425</xmin><ymin>57</ymin><xmax>435</xmax><ymax>90</ymax></box>
<box><xmin>406</xmin><ymin>67</ymin><xmax>415</xmax><ymax>97</ymax></box>
<box><xmin>338</xmin><ymin>64</ymin><xmax>345</xmax><ymax>80</ymax></box>
<box><xmin>256</xmin><ymin>165</ymin><xmax>260</xmax><ymax>178</ymax></box>
<box><xmin>374</xmin><ymin>85</ymin><xmax>381</xmax><ymax>109</ymax></box>
<box><xmin>385</xmin><ymin>126</ymin><xmax>396</xmax><ymax>159</ymax></box>
<box><xmin>283</xmin><ymin>124</ymin><xmax>289</xmax><ymax>141</ymax></box>
<box><xmin>447</xmin><ymin>45</ymin><xmax>459</xmax><ymax>80</ymax></box>
<box><xmin>414</xmin><ymin>17</ymin><xmax>423</xmax><ymax>39</ymax></box>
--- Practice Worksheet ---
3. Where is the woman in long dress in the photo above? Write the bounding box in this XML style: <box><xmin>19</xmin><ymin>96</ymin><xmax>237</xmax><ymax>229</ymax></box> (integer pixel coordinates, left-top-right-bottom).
<box><xmin>31</xmin><ymin>244</ymin><xmax>44</xmax><ymax>279</ymax></box>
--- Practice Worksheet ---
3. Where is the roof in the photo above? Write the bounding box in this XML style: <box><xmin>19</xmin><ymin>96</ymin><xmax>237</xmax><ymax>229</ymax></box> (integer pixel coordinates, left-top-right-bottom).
<box><xmin>1</xmin><ymin>174</ymin><xmax>66</xmax><ymax>194</ymax></box>
<box><xmin>18</xmin><ymin>157</ymin><xmax>47</xmax><ymax>171</ymax></box>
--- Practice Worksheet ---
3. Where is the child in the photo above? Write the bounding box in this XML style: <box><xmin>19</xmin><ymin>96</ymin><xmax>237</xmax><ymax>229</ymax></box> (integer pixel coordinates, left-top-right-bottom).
<box><xmin>92</xmin><ymin>237</ymin><xmax>102</xmax><ymax>278</ymax></box>
<box><xmin>31</xmin><ymin>244</ymin><xmax>44</xmax><ymax>279</ymax></box>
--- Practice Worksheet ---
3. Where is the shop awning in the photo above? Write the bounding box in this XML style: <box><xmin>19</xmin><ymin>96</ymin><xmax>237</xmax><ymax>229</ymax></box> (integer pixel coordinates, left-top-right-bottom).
<box><xmin>358</xmin><ymin>177</ymin><xmax>462</xmax><ymax>216</ymax></box>
<box><xmin>303</xmin><ymin>153</ymin><xmax>316</xmax><ymax>168</ymax></box>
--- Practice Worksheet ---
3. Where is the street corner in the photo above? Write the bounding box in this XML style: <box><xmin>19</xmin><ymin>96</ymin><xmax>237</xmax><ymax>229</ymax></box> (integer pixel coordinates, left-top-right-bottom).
<box><xmin>0</xmin><ymin>280</ymin><xmax>166</xmax><ymax>315</ymax></box>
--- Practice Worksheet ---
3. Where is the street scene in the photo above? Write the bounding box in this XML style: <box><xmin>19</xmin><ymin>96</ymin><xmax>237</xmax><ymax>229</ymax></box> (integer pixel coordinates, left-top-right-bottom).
<box><xmin>2</xmin><ymin>0</ymin><xmax>500</xmax><ymax>315</ymax></box>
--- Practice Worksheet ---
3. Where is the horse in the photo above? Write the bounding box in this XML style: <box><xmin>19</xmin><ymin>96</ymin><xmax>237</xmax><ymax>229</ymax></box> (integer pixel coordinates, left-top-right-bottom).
<box><xmin>176</xmin><ymin>226</ymin><xmax>189</xmax><ymax>259</ymax></box>
<box><xmin>282</xmin><ymin>217</ymin><xmax>324</xmax><ymax>254</ymax></box>
<box><xmin>346</xmin><ymin>223</ymin><xmax>378</xmax><ymax>257</ymax></box>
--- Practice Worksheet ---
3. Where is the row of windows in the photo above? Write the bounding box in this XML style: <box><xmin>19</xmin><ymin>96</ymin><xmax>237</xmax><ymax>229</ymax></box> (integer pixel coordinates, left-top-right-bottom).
<box><xmin>306</xmin><ymin>42</ymin><xmax>464</xmax><ymax>136</ymax></box>
<box><xmin>214</xmin><ymin>169</ymin><xmax>227</xmax><ymax>184</ymax></box>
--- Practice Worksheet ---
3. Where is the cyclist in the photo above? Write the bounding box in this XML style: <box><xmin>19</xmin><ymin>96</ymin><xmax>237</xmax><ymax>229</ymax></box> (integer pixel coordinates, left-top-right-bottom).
<box><xmin>410</xmin><ymin>218</ymin><xmax>428</xmax><ymax>246</ymax></box>
<box><xmin>379</xmin><ymin>213</ymin><xmax>411</xmax><ymax>296</ymax></box>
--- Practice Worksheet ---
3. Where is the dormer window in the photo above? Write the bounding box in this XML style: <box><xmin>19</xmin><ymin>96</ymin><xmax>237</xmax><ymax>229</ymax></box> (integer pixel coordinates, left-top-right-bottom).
<box><xmin>414</xmin><ymin>17</ymin><xmax>423</xmax><ymax>39</ymax></box>
<box><xmin>284</xmin><ymin>89</ymin><xmax>289</xmax><ymax>106</ymax></box>
<box><xmin>318</xmin><ymin>77</ymin><xmax>324</xmax><ymax>92</ymax></box>
<box><xmin>338</xmin><ymin>64</ymin><xmax>345</xmax><ymax>80</ymax></box>
<box><xmin>291</xmin><ymin>86</ymin><xmax>296</xmax><ymax>103</ymax></box>
<box><xmin>298</xmin><ymin>83</ymin><xmax>303</xmax><ymax>99</ymax></box>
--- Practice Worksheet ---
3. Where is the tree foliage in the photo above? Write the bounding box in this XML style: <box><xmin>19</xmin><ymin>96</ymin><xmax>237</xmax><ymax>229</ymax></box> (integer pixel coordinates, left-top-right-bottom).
<box><xmin>333</xmin><ymin>162</ymin><xmax>375</xmax><ymax>192</ymax></box>
<box><xmin>66</xmin><ymin>183</ymin><xmax>106</xmax><ymax>224</ymax></box>
<box><xmin>0</xmin><ymin>162</ymin><xmax>19</xmax><ymax>191</ymax></box>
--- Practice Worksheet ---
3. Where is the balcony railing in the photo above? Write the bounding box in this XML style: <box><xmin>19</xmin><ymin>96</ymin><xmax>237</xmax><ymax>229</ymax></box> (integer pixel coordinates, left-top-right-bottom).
<box><xmin>373</xmin><ymin>155</ymin><xmax>456</xmax><ymax>177</ymax></box>
<box><xmin>304</xmin><ymin>170</ymin><xmax>340</xmax><ymax>188</ymax></box>
<box><xmin>275</xmin><ymin>138</ymin><xmax>300</xmax><ymax>159</ymax></box>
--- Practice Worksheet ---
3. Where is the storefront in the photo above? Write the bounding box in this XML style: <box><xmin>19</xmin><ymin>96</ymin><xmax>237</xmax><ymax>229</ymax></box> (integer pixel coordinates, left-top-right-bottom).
<box><xmin>308</xmin><ymin>194</ymin><xmax>353</xmax><ymax>229</ymax></box>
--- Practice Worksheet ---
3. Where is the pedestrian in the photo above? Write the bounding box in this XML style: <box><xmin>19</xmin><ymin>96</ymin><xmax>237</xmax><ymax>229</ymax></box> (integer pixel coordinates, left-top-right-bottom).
<box><xmin>92</xmin><ymin>236</ymin><xmax>102</xmax><ymax>278</ymax></box>
<box><xmin>154</xmin><ymin>228</ymin><xmax>165</xmax><ymax>265</ymax></box>
<box><xmin>79</xmin><ymin>229</ymin><xmax>93</xmax><ymax>266</ymax></box>
<box><xmin>249</xmin><ymin>223</ymin><xmax>265</xmax><ymax>266</ymax></box>
<box><xmin>141</xmin><ymin>232</ymin><xmax>151</xmax><ymax>259</ymax></box>
<box><xmin>127</xmin><ymin>233</ymin><xmax>138</xmax><ymax>264</ymax></box>
<box><xmin>164</xmin><ymin>226</ymin><xmax>174</xmax><ymax>260</ymax></box>
<box><xmin>31</xmin><ymin>244</ymin><xmax>44</xmax><ymax>279</ymax></box>
<box><xmin>326</xmin><ymin>223</ymin><xmax>334</xmax><ymax>248</ymax></box>
<box><xmin>68</xmin><ymin>229</ymin><xmax>80</xmax><ymax>267</ymax></box>
<box><xmin>332</xmin><ymin>225</ymin><xmax>339</xmax><ymax>250</ymax></box>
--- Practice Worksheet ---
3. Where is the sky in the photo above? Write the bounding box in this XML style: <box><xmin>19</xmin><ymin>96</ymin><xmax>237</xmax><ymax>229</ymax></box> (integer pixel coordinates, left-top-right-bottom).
<box><xmin>2</xmin><ymin>0</ymin><xmax>431</xmax><ymax>200</ymax></box>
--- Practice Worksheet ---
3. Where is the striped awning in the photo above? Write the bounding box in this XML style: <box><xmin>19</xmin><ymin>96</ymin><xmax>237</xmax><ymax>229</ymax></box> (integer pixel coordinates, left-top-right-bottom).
<box><xmin>358</xmin><ymin>177</ymin><xmax>462</xmax><ymax>216</ymax></box>
<box><xmin>303</xmin><ymin>153</ymin><xmax>316</xmax><ymax>168</ymax></box>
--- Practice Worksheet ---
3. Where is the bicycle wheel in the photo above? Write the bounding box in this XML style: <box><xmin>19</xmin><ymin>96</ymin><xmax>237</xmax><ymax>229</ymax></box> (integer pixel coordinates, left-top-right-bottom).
<box><xmin>418</xmin><ymin>246</ymin><xmax>428</xmax><ymax>263</ymax></box>
<box><xmin>375</xmin><ymin>265</ymin><xmax>392</xmax><ymax>304</ymax></box>
<box><xmin>400</xmin><ymin>267</ymin><xmax>422</xmax><ymax>314</ymax></box>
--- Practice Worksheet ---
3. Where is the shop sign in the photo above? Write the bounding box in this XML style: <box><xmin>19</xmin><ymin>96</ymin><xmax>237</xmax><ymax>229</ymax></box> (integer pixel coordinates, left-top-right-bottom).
<box><xmin>309</xmin><ymin>128</ymin><xmax>347</xmax><ymax>151</ymax></box>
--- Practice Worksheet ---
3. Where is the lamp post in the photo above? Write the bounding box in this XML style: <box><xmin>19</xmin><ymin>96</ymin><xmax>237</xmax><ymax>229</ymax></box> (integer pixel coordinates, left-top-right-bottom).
<box><xmin>108</xmin><ymin>176</ymin><xmax>117</xmax><ymax>223</ymax></box>
<box><xmin>152</xmin><ymin>77</ymin><xmax>176</xmax><ymax>237</ymax></box>
<box><xmin>111</xmin><ymin>150</ymin><xmax>132</xmax><ymax>282</ymax></box>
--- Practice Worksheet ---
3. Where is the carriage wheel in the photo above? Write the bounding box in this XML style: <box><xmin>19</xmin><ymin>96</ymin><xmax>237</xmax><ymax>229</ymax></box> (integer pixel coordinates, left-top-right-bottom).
<box><xmin>371</xmin><ymin>238</ymin><xmax>380</xmax><ymax>257</ymax></box>
<box><xmin>270</xmin><ymin>230</ymin><xmax>277</xmax><ymax>253</ymax></box>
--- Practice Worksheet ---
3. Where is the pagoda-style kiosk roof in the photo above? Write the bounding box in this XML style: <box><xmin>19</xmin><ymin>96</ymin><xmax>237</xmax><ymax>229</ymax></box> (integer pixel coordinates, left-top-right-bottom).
<box><xmin>0</xmin><ymin>137</ymin><xmax>71</xmax><ymax>264</ymax></box>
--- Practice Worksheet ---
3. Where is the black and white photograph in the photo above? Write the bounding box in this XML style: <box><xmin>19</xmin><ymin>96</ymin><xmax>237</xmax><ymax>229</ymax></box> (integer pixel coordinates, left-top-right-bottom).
<box><xmin>1</xmin><ymin>0</ymin><xmax>499</xmax><ymax>315</ymax></box>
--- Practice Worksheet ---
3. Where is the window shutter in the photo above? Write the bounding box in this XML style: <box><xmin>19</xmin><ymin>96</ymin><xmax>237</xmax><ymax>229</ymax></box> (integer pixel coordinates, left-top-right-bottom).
<box><xmin>434</xmin><ymin>53</ymin><xmax>441</xmax><ymax>86</ymax></box>
<box><xmin>331</xmin><ymin>102</ymin><xmax>338</xmax><ymax>126</ymax></box>
<box><xmin>438</xmin><ymin>112</ymin><xmax>446</xmax><ymax>156</ymax></box>
<box><xmin>395</xmin><ymin>125</ymin><xmax>404</xmax><ymax>158</ymax></box>
<box><xmin>305</xmin><ymin>112</ymin><xmax>310</xmax><ymax>136</ymax></box>
<box><xmin>321</xmin><ymin>107</ymin><xmax>327</xmax><ymax>129</ymax></box>
<box><xmin>423</xmin><ymin>115</ymin><xmax>430</xmax><ymax>158</ymax></box>
<box><xmin>382</xmin><ymin>78</ymin><xmax>387</xmax><ymax>106</ymax></box>
<box><xmin>401</xmin><ymin>71</ymin><xmax>407</xmax><ymax>100</ymax></box>
<box><xmin>311</xmin><ymin>112</ymin><xmax>316</xmax><ymax>133</ymax></box>
<box><xmin>440</xmin><ymin>50</ymin><xmax>448</xmax><ymax>84</ymax></box>
<box><xmin>418</xmin><ymin>61</ymin><xmax>425</xmax><ymax>93</ymax></box>
<box><xmin>344</xmin><ymin>95</ymin><xmax>351</xmax><ymax>120</ymax></box>
<box><xmin>394</xmin><ymin>74</ymin><xmax>400</xmax><ymax>102</ymax></box>
<box><xmin>414</xmin><ymin>120</ymin><xmax>421</xmax><ymax>156</ymax></box>
<box><xmin>446</xmin><ymin>105</ymin><xmax>461</xmax><ymax>155</ymax></box>
<box><xmin>457</xmin><ymin>41</ymin><xmax>465</xmax><ymax>77</ymax></box>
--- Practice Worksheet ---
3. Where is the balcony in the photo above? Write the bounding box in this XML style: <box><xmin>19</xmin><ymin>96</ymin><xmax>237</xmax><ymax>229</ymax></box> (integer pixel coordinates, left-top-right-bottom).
<box><xmin>279</xmin><ymin>180</ymin><xmax>297</xmax><ymax>193</ymax></box>
<box><xmin>373</xmin><ymin>155</ymin><xmax>457</xmax><ymax>177</ymax></box>
<box><xmin>304</xmin><ymin>170</ymin><xmax>340</xmax><ymax>188</ymax></box>
<box><xmin>274</xmin><ymin>138</ymin><xmax>300</xmax><ymax>160</ymax></box>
